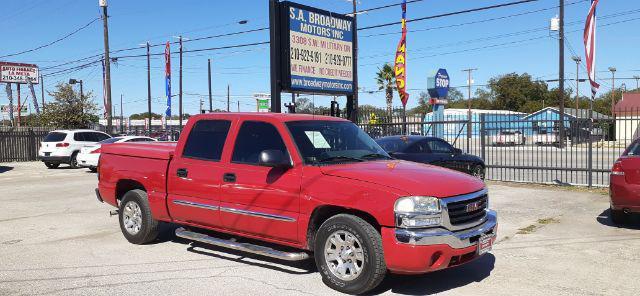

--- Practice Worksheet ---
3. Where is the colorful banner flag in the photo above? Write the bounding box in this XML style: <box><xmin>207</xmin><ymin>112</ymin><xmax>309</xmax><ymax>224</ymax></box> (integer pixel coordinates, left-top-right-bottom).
<box><xmin>583</xmin><ymin>0</ymin><xmax>600</xmax><ymax>98</ymax></box>
<box><xmin>394</xmin><ymin>0</ymin><xmax>409</xmax><ymax>107</ymax></box>
<box><xmin>164</xmin><ymin>42</ymin><xmax>172</xmax><ymax>124</ymax></box>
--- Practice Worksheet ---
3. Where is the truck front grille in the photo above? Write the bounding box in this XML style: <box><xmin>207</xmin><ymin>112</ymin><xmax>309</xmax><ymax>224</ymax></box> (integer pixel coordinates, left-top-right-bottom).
<box><xmin>446</xmin><ymin>193</ymin><xmax>488</xmax><ymax>226</ymax></box>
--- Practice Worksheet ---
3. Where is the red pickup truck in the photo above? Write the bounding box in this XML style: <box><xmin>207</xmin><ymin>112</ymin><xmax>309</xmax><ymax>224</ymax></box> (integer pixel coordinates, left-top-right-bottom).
<box><xmin>96</xmin><ymin>113</ymin><xmax>497</xmax><ymax>294</ymax></box>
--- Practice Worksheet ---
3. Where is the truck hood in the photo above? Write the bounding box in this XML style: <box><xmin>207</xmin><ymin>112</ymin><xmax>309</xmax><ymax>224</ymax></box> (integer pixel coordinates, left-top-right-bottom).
<box><xmin>320</xmin><ymin>160</ymin><xmax>485</xmax><ymax>198</ymax></box>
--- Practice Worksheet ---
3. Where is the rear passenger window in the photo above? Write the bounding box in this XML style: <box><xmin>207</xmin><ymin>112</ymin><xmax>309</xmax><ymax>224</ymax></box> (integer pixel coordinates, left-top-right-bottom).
<box><xmin>73</xmin><ymin>132</ymin><xmax>86</xmax><ymax>141</ymax></box>
<box><xmin>232</xmin><ymin>121</ymin><xmax>288</xmax><ymax>165</ymax></box>
<box><xmin>182</xmin><ymin>120</ymin><xmax>231</xmax><ymax>161</ymax></box>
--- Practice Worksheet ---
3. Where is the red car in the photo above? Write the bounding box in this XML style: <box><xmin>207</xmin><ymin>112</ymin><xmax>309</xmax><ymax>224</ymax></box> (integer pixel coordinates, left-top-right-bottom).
<box><xmin>96</xmin><ymin>113</ymin><xmax>497</xmax><ymax>294</ymax></box>
<box><xmin>610</xmin><ymin>140</ymin><xmax>640</xmax><ymax>224</ymax></box>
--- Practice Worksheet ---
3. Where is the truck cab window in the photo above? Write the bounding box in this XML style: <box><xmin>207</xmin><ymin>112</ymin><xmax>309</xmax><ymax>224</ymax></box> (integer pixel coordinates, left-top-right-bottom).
<box><xmin>182</xmin><ymin>120</ymin><xmax>231</xmax><ymax>161</ymax></box>
<box><xmin>232</xmin><ymin>121</ymin><xmax>288</xmax><ymax>165</ymax></box>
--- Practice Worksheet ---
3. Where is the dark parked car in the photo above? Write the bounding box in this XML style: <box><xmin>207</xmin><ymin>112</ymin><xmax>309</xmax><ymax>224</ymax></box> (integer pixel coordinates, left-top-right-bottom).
<box><xmin>376</xmin><ymin>136</ymin><xmax>485</xmax><ymax>179</ymax></box>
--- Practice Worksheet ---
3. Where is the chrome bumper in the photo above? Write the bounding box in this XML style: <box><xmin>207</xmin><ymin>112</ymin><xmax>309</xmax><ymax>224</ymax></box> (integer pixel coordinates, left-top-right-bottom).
<box><xmin>395</xmin><ymin>210</ymin><xmax>497</xmax><ymax>249</ymax></box>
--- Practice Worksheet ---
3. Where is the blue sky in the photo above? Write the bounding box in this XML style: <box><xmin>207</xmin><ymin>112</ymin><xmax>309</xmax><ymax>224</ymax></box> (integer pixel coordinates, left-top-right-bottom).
<box><xmin>1</xmin><ymin>0</ymin><xmax>639</xmax><ymax>116</ymax></box>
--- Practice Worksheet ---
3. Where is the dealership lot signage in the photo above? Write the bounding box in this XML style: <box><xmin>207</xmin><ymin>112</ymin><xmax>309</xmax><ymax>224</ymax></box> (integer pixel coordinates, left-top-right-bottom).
<box><xmin>275</xmin><ymin>1</ymin><xmax>355</xmax><ymax>95</ymax></box>
<box><xmin>0</xmin><ymin>62</ymin><xmax>39</xmax><ymax>84</ymax></box>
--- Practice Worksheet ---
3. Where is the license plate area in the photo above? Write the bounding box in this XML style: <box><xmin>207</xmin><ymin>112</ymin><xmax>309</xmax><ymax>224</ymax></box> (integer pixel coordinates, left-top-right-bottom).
<box><xmin>44</xmin><ymin>152</ymin><xmax>51</xmax><ymax>156</ymax></box>
<box><xmin>477</xmin><ymin>234</ymin><xmax>494</xmax><ymax>255</ymax></box>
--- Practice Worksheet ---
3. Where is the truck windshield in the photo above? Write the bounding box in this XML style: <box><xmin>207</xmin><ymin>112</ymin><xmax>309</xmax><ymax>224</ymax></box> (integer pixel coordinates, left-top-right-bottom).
<box><xmin>286</xmin><ymin>120</ymin><xmax>390</xmax><ymax>165</ymax></box>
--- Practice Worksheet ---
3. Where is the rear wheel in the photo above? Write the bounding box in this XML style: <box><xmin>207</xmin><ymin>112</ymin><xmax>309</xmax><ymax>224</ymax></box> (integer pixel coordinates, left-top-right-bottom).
<box><xmin>69</xmin><ymin>152</ymin><xmax>79</xmax><ymax>169</ymax></box>
<box><xmin>44</xmin><ymin>162</ymin><xmax>59</xmax><ymax>169</ymax></box>
<box><xmin>314</xmin><ymin>214</ymin><xmax>386</xmax><ymax>295</ymax></box>
<box><xmin>610</xmin><ymin>207</ymin><xmax>629</xmax><ymax>225</ymax></box>
<box><xmin>118</xmin><ymin>189</ymin><xmax>159</xmax><ymax>244</ymax></box>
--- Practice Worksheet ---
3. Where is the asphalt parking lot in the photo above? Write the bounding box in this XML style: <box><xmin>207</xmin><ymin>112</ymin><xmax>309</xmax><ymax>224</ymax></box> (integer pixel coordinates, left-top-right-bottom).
<box><xmin>1</xmin><ymin>162</ymin><xmax>639</xmax><ymax>296</ymax></box>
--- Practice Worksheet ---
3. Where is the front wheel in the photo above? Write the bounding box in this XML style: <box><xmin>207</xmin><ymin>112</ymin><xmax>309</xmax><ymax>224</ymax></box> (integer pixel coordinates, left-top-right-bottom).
<box><xmin>314</xmin><ymin>214</ymin><xmax>386</xmax><ymax>295</ymax></box>
<box><xmin>118</xmin><ymin>189</ymin><xmax>159</xmax><ymax>244</ymax></box>
<box><xmin>471</xmin><ymin>165</ymin><xmax>485</xmax><ymax>180</ymax></box>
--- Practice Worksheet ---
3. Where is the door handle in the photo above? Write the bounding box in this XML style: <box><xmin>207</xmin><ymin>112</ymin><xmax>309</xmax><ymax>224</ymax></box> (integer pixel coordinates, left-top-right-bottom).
<box><xmin>177</xmin><ymin>168</ymin><xmax>188</xmax><ymax>178</ymax></box>
<box><xmin>223</xmin><ymin>173</ymin><xmax>236</xmax><ymax>182</ymax></box>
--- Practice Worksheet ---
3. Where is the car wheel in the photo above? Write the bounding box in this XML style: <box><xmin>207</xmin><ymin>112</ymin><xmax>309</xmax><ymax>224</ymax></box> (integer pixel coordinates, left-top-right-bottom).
<box><xmin>472</xmin><ymin>165</ymin><xmax>485</xmax><ymax>180</ymax></box>
<box><xmin>610</xmin><ymin>207</ymin><xmax>629</xmax><ymax>225</ymax></box>
<box><xmin>89</xmin><ymin>167</ymin><xmax>97</xmax><ymax>173</ymax></box>
<box><xmin>69</xmin><ymin>152</ymin><xmax>79</xmax><ymax>169</ymax></box>
<box><xmin>118</xmin><ymin>189</ymin><xmax>159</xmax><ymax>244</ymax></box>
<box><xmin>44</xmin><ymin>162</ymin><xmax>59</xmax><ymax>169</ymax></box>
<box><xmin>314</xmin><ymin>214</ymin><xmax>386</xmax><ymax>295</ymax></box>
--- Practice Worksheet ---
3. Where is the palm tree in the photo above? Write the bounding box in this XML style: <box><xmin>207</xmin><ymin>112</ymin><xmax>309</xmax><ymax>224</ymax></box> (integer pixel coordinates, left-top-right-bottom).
<box><xmin>375</xmin><ymin>63</ymin><xmax>396</xmax><ymax>115</ymax></box>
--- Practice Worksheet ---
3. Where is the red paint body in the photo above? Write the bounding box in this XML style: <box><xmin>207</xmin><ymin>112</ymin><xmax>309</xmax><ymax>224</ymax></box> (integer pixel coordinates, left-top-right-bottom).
<box><xmin>610</xmin><ymin>143</ymin><xmax>640</xmax><ymax>213</ymax></box>
<box><xmin>98</xmin><ymin>113</ymin><xmax>489</xmax><ymax>274</ymax></box>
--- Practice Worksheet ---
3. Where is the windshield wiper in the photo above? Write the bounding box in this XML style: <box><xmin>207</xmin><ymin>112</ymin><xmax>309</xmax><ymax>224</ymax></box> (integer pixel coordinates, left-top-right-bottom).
<box><xmin>360</xmin><ymin>153</ymin><xmax>393</xmax><ymax>160</ymax></box>
<box><xmin>317</xmin><ymin>156</ymin><xmax>364</xmax><ymax>163</ymax></box>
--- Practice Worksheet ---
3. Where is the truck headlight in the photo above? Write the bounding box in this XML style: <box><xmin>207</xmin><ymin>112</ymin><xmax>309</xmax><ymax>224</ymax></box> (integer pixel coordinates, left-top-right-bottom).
<box><xmin>394</xmin><ymin>196</ymin><xmax>442</xmax><ymax>228</ymax></box>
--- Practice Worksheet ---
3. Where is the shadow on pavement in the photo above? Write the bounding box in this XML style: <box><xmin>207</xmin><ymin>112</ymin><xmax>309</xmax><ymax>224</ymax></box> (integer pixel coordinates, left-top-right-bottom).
<box><xmin>0</xmin><ymin>166</ymin><xmax>14</xmax><ymax>173</ymax></box>
<box><xmin>372</xmin><ymin>254</ymin><xmax>496</xmax><ymax>295</ymax></box>
<box><xmin>596</xmin><ymin>209</ymin><xmax>640</xmax><ymax>230</ymax></box>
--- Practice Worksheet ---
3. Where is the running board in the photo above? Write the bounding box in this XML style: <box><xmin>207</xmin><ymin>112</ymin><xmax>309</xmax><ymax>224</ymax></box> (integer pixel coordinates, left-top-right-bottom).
<box><xmin>175</xmin><ymin>227</ymin><xmax>310</xmax><ymax>261</ymax></box>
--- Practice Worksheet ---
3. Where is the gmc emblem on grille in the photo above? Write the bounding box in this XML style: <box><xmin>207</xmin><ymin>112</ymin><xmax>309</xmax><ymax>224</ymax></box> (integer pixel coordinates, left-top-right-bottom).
<box><xmin>465</xmin><ymin>201</ymin><xmax>482</xmax><ymax>212</ymax></box>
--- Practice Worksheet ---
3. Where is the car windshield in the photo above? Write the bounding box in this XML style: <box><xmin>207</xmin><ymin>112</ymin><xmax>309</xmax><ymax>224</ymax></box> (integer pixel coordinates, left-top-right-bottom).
<box><xmin>43</xmin><ymin>132</ymin><xmax>67</xmax><ymax>142</ymax></box>
<box><xmin>286</xmin><ymin>120</ymin><xmax>390</xmax><ymax>165</ymax></box>
<box><xmin>98</xmin><ymin>137</ymin><xmax>123</xmax><ymax>144</ymax></box>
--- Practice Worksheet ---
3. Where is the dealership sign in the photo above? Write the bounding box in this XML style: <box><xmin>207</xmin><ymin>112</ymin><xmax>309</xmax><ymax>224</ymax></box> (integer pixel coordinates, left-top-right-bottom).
<box><xmin>281</xmin><ymin>2</ymin><xmax>354</xmax><ymax>94</ymax></box>
<box><xmin>1</xmin><ymin>105</ymin><xmax>28</xmax><ymax>115</ymax></box>
<box><xmin>0</xmin><ymin>62</ymin><xmax>39</xmax><ymax>84</ymax></box>
<box><xmin>427</xmin><ymin>68</ymin><xmax>449</xmax><ymax>99</ymax></box>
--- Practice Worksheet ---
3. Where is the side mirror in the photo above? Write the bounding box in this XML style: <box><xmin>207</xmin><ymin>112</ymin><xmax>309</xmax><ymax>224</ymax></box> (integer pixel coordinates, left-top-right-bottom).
<box><xmin>453</xmin><ymin>148</ymin><xmax>462</xmax><ymax>155</ymax></box>
<box><xmin>258</xmin><ymin>150</ymin><xmax>291</xmax><ymax>168</ymax></box>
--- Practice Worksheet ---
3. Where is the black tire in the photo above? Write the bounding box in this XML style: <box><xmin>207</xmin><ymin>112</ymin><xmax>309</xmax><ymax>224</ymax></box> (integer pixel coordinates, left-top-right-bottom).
<box><xmin>69</xmin><ymin>152</ymin><xmax>79</xmax><ymax>169</ymax></box>
<box><xmin>89</xmin><ymin>167</ymin><xmax>97</xmax><ymax>173</ymax></box>
<box><xmin>471</xmin><ymin>165</ymin><xmax>485</xmax><ymax>180</ymax></box>
<box><xmin>44</xmin><ymin>162</ymin><xmax>59</xmax><ymax>169</ymax></box>
<box><xmin>118</xmin><ymin>189</ymin><xmax>159</xmax><ymax>244</ymax></box>
<box><xmin>314</xmin><ymin>214</ymin><xmax>386</xmax><ymax>295</ymax></box>
<box><xmin>610</xmin><ymin>208</ymin><xmax>629</xmax><ymax>225</ymax></box>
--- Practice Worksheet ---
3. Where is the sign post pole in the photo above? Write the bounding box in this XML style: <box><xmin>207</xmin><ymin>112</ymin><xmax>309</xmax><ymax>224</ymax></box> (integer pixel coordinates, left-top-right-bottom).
<box><xmin>269</xmin><ymin>0</ymin><xmax>282</xmax><ymax>113</ymax></box>
<box><xmin>17</xmin><ymin>84</ymin><xmax>21</xmax><ymax>127</ymax></box>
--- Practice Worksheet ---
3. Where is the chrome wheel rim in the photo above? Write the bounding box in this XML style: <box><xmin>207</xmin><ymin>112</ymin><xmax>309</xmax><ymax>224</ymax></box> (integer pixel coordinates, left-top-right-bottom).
<box><xmin>324</xmin><ymin>230</ymin><xmax>365</xmax><ymax>281</ymax></box>
<box><xmin>473</xmin><ymin>167</ymin><xmax>484</xmax><ymax>179</ymax></box>
<box><xmin>122</xmin><ymin>201</ymin><xmax>142</xmax><ymax>235</ymax></box>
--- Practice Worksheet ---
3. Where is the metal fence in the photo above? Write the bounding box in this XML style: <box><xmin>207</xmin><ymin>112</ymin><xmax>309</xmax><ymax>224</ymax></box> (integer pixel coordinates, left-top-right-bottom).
<box><xmin>0</xmin><ymin>127</ymin><xmax>54</xmax><ymax>162</ymax></box>
<box><xmin>358</xmin><ymin>108</ymin><xmax>639</xmax><ymax>187</ymax></box>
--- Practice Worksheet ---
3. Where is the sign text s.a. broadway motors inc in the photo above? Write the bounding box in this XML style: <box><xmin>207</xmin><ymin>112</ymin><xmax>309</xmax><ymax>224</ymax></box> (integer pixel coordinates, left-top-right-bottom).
<box><xmin>284</xmin><ymin>2</ymin><xmax>354</xmax><ymax>94</ymax></box>
<box><xmin>0</xmin><ymin>62</ymin><xmax>39</xmax><ymax>84</ymax></box>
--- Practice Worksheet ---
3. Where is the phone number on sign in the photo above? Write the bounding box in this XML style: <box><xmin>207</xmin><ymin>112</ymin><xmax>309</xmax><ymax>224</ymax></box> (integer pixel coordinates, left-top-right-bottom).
<box><xmin>291</xmin><ymin>48</ymin><xmax>352</xmax><ymax>67</ymax></box>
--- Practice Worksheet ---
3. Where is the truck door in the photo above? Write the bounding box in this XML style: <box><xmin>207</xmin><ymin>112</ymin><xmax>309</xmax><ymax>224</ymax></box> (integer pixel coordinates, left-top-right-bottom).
<box><xmin>219</xmin><ymin>120</ymin><xmax>301</xmax><ymax>242</ymax></box>
<box><xmin>166</xmin><ymin>119</ymin><xmax>232</xmax><ymax>228</ymax></box>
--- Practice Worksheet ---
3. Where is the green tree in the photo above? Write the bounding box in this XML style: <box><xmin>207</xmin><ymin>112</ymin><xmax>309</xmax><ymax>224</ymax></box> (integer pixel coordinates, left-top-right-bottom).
<box><xmin>488</xmin><ymin>73</ymin><xmax>550</xmax><ymax>113</ymax></box>
<box><xmin>130</xmin><ymin>112</ymin><xmax>163</xmax><ymax>120</ymax></box>
<box><xmin>375</xmin><ymin>63</ymin><xmax>396</xmax><ymax>115</ymax></box>
<box><xmin>39</xmin><ymin>83</ymin><xmax>99</xmax><ymax>128</ymax></box>
<box><xmin>407</xmin><ymin>92</ymin><xmax>431</xmax><ymax>116</ymax></box>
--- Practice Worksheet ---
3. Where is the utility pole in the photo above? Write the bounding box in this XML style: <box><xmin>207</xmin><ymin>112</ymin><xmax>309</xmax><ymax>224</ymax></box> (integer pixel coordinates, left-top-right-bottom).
<box><xmin>179</xmin><ymin>35</ymin><xmax>183</xmax><ymax>129</ymax></box>
<box><xmin>572</xmin><ymin>56</ymin><xmax>581</xmax><ymax>112</ymax></box>
<box><xmin>146</xmin><ymin>42</ymin><xmax>152</xmax><ymax>135</ymax></box>
<box><xmin>120</xmin><ymin>94</ymin><xmax>123</xmax><ymax>132</ymax></box>
<box><xmin>199</xmin><ymin>98</ymin><xmax>203</xmax><ymax>114</ymax></box>
<box><xmin>208</xmin><ymin>59</ymin><xmax>213</xmax><ymax>112</ymax></box>
<box><xmin>100</xmin><ymin>0</ymin><xmax>113</xmax><ymax>134</ymax></box>
<box><xmin>462</xmin><ymin>68</ymin><xmax>477</xmax><ymax>153</ymax></box>
<box><xmin>237</xmin><ymin>100</ymin><xmax>240</xmax><ymax>112</ymax></box>
<box><xmin>16</xmin><ymin>84</ymin><xmax>21</xmax><ymax>127</ymax></box>
<box><xmin>609</xmin><ymin>67</ymin><xmax>616</xmax><ymax>116</ymax></box>
<box><xmin>634</xmin><ymin>75</ymin><xmax>640</xmax><ymax>90</ymax></box>
<box><xmin>227</xmin><ymin>84</ymin><xmax>230</xmax><ymax>112</ymax></box>
<box><xmin>558</xmin><ymin>0</ymin><xmax>565</xmax><ymax>148</ymax></box>
<box><xmin>40</xmin><ymin>74</ymin><xmax>45</xmax><ymax>112</ymax></box>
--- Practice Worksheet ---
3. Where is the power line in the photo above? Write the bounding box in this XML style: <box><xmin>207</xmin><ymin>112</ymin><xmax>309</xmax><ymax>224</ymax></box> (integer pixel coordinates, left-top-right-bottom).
<box><xmin>359</xmin><ymin>0</ymin><xmax>541</xmax><ymax>31</ymax></box>
<box><xmin>0</xmin><ymin>17</ymin><xmax>100</xmax><ymax>59</ymax></box>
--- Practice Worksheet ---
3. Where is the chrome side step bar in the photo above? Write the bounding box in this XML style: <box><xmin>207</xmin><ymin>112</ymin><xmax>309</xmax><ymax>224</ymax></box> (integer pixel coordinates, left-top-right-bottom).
<box><xmin>175</xmin><ymin>227</ymin><xmax>310</xmax><ymax>261</ymax></box>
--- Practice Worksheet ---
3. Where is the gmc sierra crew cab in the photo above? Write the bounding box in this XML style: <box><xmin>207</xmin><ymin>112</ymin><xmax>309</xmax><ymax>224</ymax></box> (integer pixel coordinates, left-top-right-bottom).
<box><xmin>96</xmin><ymin>113</ymin><xmax>497</xmax><ymax>294</ymax></box>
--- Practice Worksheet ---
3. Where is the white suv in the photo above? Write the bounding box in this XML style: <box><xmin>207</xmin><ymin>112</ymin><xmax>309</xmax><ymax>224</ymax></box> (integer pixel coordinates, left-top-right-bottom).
<box><xmin>38</xmin><ymin>130</ymin><xmax>111</xmax><ymax>169</ymax></box>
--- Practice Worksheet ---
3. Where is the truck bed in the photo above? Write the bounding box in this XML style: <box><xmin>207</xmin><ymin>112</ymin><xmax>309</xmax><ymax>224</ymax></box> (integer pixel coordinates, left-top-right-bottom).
<box><xmin>101</xmin><ymin>142</ymin><xmax>177</xmax><ymax>159</ymax></box>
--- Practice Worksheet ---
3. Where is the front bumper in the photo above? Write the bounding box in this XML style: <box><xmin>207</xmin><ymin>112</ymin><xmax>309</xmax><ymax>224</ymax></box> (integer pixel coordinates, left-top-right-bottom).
<box><xmin>382</xmin><ymin>210</ymin><xmax>497</xmax><ymax>274</ymax></box>
<box><xmin>76</xmin><ymin>153</ymin><xmax>99</xmax><ymax>168</ymax></box>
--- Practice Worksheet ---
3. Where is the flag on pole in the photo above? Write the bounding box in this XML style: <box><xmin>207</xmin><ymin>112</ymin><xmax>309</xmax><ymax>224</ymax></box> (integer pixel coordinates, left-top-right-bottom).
<box><xmin>164</xmin><ymin>42</ymin><xmax>172</xmax><ymax>127</ymax></box>
<box><xmin>394</xmin><ymin>0</ymin><xmax>409</xmax><ymax>107</ymax></box>
<box><xmin>583</xmin><ymin>0</ymin><xmax>600</xmax><ymax>98</ymax></box>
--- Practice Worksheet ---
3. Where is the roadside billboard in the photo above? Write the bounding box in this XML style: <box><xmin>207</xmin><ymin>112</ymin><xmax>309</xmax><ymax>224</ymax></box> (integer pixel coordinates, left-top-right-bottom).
<box><xmin>1</xmin><ymin>105</ymin><xmax>28</xmax><ymax>116</ymax></box>
<box><xmin>279</xmin><ymin>2</ymin><xmax>355</xmax><ymax>95</ymax></box>
<box><xmin>0</xmin><ymin>62</ymin><xmax>39</xmax><ymax>84</ymax></box>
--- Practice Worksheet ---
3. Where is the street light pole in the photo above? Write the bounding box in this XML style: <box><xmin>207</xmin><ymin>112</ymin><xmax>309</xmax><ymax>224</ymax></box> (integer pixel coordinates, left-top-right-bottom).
<box><xmin>558</xmin><ymin>0</ymin><xmax>566</xmax><ymax>149</ymax></box>
<box><xmin>462</xmin><ymin>68</ymin><xmax>477</xmax><ymax>153</ymax></box>
<box><xmin>208</xmin><ymin>59</ymin><xmax>213</xmax><ymax>112</ymax></box>
<box><xmin>634</xmin><ymin>75</ymin><xmax>640</xmax><ymax>90</ymax></box>
<box><xmin>572</xmin><ymin>56</ymin><xmax>581</xmax><ymax>111</ymax></box>
<box><xmin>609</xmin><ymin>67</ymin><xmax>616</xmax><ymax>116</ymax></box>
<box><xmin>147</xmin><ymin>42</ymin><xmax>152</xmax><ymax>135</ymax></box>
